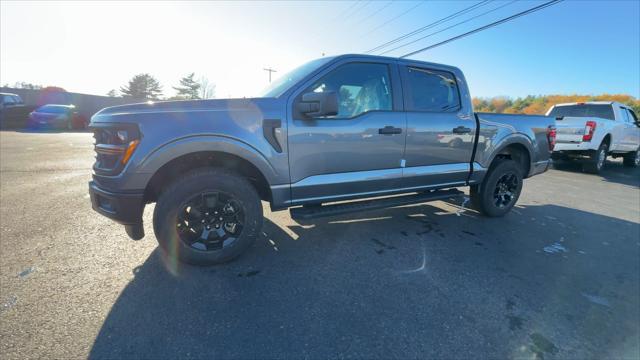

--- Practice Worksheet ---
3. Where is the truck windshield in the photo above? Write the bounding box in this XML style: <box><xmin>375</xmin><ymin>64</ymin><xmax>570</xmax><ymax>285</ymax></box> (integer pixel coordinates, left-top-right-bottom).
<box><xmin>258</xmin><ymin>57</ymin><xmax>332</xmax><ymax>98</ymax></box>
<box><xmin>548</xmin><ymin>104</ymin><xmax>615</xmax><ymax>120</ymax></box>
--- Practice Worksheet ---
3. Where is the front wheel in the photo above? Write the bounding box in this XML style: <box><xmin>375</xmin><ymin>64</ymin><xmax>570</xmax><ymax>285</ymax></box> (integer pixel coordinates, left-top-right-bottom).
<box><xmin>622</xmin><ymin>147</ymin><xmax>640</xmax><ymax>168</ymax></box>
<box><xmin>153</xmin><ymin>168</ymin><xmax>263</xmax><ymax>266</ymax></box>
<box><xmin>470</xmin><ymin>159</ymin><xmax>523</xmax><ymax>217</ymax></box>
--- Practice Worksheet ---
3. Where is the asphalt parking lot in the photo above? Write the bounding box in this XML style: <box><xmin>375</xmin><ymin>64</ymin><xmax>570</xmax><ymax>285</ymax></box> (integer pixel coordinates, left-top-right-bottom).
<box><xmin>1</xmin><ymin>130</ymin><xmax>639</xmax><ymax>359</ymax></box>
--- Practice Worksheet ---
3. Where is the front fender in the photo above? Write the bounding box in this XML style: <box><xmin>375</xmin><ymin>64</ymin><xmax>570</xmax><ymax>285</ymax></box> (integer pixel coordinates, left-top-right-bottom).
<box><xmin>136</xmin><ymin>134</ymin><xmax>280</xmax><ymax>185</ymax></box>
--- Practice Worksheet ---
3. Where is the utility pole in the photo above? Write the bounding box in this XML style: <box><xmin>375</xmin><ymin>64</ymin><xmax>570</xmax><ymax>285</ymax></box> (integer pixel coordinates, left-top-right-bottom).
<box><xmin>263</xmin><ymin>67</ymin><xmax>277</xmax><ymax>83</ymax></box>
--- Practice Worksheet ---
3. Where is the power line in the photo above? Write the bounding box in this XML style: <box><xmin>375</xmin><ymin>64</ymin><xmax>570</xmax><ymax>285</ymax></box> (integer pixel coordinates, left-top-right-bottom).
<box><xmin>323</xmin><ymin>1</ymin><xmax>362</xmax><ymax>26</ymax></box>
<box><xmin>352</xmin><ymin>1</ymin><xmax>394</xmax><ymax>28</ymax></box>
<box><xmin>345</xmin><ymin>0</ymin><xmax>372</xmax><ymax>21</ymax></box>
<box><xmin>358</xmin><ymin>1</ymin><xmax>426</xmax><ymax>39</ymax></box>
<box><xmin>379</xmin><ymin>0</ymin><xmax>517</xmax><ymax>56</ymax></box>
<box><xmin>400</xmin><ymin>0</ymin><xmax>563</xmax><ymax>58</ymax></box>
<box><xmin>366</xmin><ymin>0</ymin><xmax>492</xmax><ymax>54</ymax></box>
<box><xmin>339</xmin><ymin>0</ymin><xmax>362</xmax><ymax>19</ymax></box>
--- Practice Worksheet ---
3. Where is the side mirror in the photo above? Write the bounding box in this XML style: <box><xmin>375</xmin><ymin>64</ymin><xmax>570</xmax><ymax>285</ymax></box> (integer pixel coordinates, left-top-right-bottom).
<box><xmin>297</xmin><ymin>91</ymin><xmax>338</xmax><ymax>118</ymax></box>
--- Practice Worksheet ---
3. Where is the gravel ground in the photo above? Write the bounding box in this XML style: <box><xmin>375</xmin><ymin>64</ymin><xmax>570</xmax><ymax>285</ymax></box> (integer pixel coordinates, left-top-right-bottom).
<box><xmin>1</xmin><ymin>130</ymin><xmax>639</xmax><ymax>359</ymax></box>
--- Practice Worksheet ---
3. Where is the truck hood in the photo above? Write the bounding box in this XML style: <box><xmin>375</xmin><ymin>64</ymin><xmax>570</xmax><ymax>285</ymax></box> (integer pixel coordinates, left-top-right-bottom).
<box><xmin>92</xmin><ymin>97</ymin><xmax>278</xmax><ymax>120</ymax></box>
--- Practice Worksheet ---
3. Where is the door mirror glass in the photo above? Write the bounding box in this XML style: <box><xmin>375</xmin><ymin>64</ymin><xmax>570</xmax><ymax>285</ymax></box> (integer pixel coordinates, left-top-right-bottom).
<box><xmin>297</xmin><ymin>91</ymin><xmax>338</xmax><ymax>118</ymax></box>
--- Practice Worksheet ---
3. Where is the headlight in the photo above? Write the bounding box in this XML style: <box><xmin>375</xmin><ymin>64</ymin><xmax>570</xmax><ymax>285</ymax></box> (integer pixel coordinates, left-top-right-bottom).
<box><xmin>89</xmin><ymin>123</ymin><xmax>141</xmax><ymax>175</ymax></box>
<box><xmin>116</xmin><ymin>130</ymin><xmax>129</xmax><ymax>142</ymax></box>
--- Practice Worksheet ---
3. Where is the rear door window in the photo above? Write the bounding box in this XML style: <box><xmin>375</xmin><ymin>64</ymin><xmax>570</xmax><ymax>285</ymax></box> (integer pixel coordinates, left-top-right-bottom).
<box><xmin>627</xmin><ymin>109</ymin><xmax>639</xmax><ymax>127</ymax></box>
<box><xmin>620</xmin><ymin>108</ymin><xmax>631</xmax><ymax>123</ymax></box>
<box><xmin>404</xmin><ymin>67</ymin><xmax>460</xmax><ymax>112</ymax></box>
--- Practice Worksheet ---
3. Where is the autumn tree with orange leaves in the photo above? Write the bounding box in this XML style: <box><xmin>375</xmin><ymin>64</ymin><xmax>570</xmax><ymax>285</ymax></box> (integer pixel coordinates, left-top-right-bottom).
<box><xmin>473</xmin><ymin>94</ymin><xmax>640</xmax><ymax>115</ymax></box>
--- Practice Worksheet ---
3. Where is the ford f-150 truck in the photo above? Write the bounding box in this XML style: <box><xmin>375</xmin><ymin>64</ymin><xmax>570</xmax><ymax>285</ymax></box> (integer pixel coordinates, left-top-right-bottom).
<box><xmin>89</xmin><ymin>54</ymin><xmax>555</xmax><ymax>265</ymax></box>
<box><xmin>547</xmin><ymin>101</ymin><xmax>640</xmax><ymax>173</ymax></box>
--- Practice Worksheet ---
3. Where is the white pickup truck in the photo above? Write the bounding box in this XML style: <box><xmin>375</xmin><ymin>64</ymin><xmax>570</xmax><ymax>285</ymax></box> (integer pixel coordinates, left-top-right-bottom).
<box><xmin>547</xmin><ymin>101</ymin><xmax>640</xmax><ymax>173</ymax></box>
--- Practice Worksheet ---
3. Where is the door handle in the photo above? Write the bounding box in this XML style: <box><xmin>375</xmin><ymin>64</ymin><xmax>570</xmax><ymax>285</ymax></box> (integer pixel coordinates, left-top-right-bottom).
<box><xmin>452</xmin><ymin>126</ymin><xmax>472</xmax><ymax>134</ymax></box>
<box><xmin>379</xmin><ymin>126</ymin><xmax>402</xmax><ymax>135</ymax></box>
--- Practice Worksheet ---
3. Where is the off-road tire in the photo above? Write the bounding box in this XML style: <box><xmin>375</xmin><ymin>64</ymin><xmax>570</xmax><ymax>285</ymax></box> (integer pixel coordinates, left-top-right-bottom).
<box><xmin>470</xmin><ymin>159</ymin><xmax>523</xmax><ymax>217</ymax></box>
<box><xmin>153</xmin><ymin>168</ymin><xmax>263</xmax><ymax>266</ymax></box>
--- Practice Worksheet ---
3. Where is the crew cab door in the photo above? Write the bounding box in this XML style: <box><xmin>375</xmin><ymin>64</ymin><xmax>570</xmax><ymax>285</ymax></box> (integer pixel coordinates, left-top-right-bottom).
<box><xmin>620</xmin><ymin>107</ymin><xmax>640</xmax><ymax>151</ymax></box>
<box><xmin>399</xmin><ymin>64</ymin><xmax>476</xmax><ymax>188</ymax></box>
<box><xmin>287</xmin><ymin>60</ymin><xmax>406</xmax><ymax>204</ymax></box>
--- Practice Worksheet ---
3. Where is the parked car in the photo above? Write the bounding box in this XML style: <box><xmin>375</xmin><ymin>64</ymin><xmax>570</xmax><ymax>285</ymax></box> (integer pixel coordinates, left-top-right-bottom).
<box><xmin>547</xmin><ymin>101</ymin><xmax>640</xmax><ymax>173</ymax></box>
<box><xmin>28</xmin><ymin>104</ymin><xmax>88</xmax><ymax>130</ymax></box>
<box><xmin>88</xmin><ymin>54</ymin><xmax>556</xmax><ymax>265</ymax></box>
<box><xmin>0</xmin><ymin>93</ymin><xmax>32</xmax><ymax>128</ymax></box>
<box><xmin>0</xmin><ymin>92</ymin><xmax>24</xmax><ymax>109</ymax></box>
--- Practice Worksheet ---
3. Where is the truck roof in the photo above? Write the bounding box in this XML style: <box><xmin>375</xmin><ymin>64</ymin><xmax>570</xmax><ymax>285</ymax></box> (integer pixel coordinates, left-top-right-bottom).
<box><xmin>331</xmin><ymin>53</ymin><xmax>462</xmax><ymax>73</ymax></box>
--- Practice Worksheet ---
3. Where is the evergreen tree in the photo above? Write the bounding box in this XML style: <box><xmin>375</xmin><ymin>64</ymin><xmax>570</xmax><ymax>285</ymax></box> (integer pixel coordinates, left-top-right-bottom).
<box><xmin>173</xmin><ymin>73</ymin><xmax>201</xmax><ymax>99</ymax></box>
<box><xmin>120</xmin><ymin>74</ymin><xmax>163</xmax><ymax>100</ymax></box>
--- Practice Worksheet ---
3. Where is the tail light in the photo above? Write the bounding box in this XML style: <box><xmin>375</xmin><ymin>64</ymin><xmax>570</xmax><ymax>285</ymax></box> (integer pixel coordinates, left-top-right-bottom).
<box><xmin>90</xmin><ymin>123</ymin><xmax>141</xmax><ymax>175</ymax></box>
<box><xmin>583</xmin><ymin>121</ymin><xmax>596</xmax><ymax>141</ymax></box>
<box><xmin>547</xmin><ymin>126</ymin><xmax>556</xmax><ymax>152</ymax></box>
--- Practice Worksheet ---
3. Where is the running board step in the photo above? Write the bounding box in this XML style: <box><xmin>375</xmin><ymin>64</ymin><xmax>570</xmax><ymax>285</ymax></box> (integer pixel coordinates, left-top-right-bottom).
<box><xmin>290</xmin><ymin>189</ymin><xmax>464</xmax><ymax>220</ymax></box>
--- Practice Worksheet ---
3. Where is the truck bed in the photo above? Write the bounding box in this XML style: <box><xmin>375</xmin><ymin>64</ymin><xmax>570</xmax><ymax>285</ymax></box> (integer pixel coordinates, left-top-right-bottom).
<box><xmin>473</xmin><ymin>112</ymin><xmax>555</xmax><ymax>171</ymax></box>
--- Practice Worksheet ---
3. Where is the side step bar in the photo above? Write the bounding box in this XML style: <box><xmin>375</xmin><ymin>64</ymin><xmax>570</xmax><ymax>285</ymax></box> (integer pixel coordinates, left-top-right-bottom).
<box><xmin>290</xmin><ymin>189</ymin><xmax>464</xmax><ymax>220</ymax></box>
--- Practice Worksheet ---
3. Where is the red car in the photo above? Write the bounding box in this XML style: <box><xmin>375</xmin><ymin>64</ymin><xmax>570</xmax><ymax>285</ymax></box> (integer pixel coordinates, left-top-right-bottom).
<box><xmin>27</xmin><ymin>104</ymin><xmax>88</xmax><ymax>130</ymax></box>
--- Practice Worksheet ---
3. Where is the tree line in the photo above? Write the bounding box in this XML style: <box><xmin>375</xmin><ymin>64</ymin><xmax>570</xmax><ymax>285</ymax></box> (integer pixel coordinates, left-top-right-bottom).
<box><xmin>110</xmin><ymin>73</ymin><xmax>216</xmax><ymax>100</ymax></box>
<box><xmin>5</xmin><ymin>78</ymin><xmax>638</xmax><ymax>112</ymax></box>
<box><xmin>472</xmin><ymin>94</ymin><xmax>640</xmax><ymax>115</ymax></box>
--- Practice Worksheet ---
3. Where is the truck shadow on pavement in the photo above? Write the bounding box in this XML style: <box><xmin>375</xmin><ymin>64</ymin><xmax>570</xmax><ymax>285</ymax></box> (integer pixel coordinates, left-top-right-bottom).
<box><xmin>552</xmin><ymin>160</ymin><xmax>640</xmax><ymax>188</ymax></box>
<box><xmin>89</xmin><ymin>203</ymin><xmax>640</xmax><ymax>359</ymax></box>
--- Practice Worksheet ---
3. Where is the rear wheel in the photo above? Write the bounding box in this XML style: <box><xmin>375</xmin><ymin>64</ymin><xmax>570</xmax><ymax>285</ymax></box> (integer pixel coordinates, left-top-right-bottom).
<box><xmin>153</xmin><ymin>168</ymin><xmax>263</xmax><ymax>266</ymax></box>
<box><xmin>622</xmin><ymin>147</ymin><xmax>640</xmax><ymax>167</ymax></box>
<box><xmin>470</xmin><ymin>159</ymin><xmax>523</xmax><ymax>217</ymax></box>
<box><xmin>584</xmin><ymin>141</ymin><xmax>608</xmax><ymax>174</ymax></box>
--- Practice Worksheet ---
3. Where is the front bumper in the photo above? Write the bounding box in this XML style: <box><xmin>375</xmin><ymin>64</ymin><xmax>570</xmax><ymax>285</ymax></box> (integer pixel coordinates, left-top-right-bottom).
<box><xmin>89</xmin><ymin>181</ymin><xmax>145</xmax><ymax>225</ymax></box>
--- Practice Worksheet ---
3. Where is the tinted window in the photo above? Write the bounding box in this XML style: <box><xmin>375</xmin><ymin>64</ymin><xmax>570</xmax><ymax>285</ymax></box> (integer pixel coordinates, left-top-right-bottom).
<box><xmin>627</xmin><ymin>109</ymin><xmax>639</xmax><ymax>127</ymax></box>
<box><xmin>548</xmin><ymin>104</ymin><xmax>615</xmax><ymax>120</ymax></box>
<box><xmin>405</xmin><ymin>67</ymin><xmax>460</xmax><ymax>112</ymax></box>
<box><xmin>3</xmin><ymin>95</ymin><xmax>16</xmax><ymax>105</ymax></box>
<box><xmin>620</xmin><ymin>108</ymin><xmax>631</xmax><ymax>123</ymax></box>
<box><xmin>306</xmin><ymin>62</ymin><xmax>392</xmax><ymax>118</ymax></box>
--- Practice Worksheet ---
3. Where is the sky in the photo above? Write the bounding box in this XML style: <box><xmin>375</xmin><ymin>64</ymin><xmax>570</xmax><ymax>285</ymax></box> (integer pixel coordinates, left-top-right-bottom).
<box><xmin>1</xmin><ymin>0</ymin><xmax>639</xmax><ymax>99</ymax></box>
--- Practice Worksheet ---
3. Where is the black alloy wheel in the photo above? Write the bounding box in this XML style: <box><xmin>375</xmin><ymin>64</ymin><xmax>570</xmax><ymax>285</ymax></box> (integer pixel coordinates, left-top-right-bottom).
<box><xmin>176</xmin><ymin>191</ymin><xmax>244</xmax><ymax>252</ymax></box>
<box><xmin>493</xmin><ymin>172</ymin><xmax>519</xmax><ymax>208</ymax></box>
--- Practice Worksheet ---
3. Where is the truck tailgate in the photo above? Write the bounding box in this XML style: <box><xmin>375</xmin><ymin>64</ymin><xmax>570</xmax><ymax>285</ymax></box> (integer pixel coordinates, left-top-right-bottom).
<box><xmin>555</xmin><ymin>117</ymin><xmax>587</xmax><ymax>144</ymax></box>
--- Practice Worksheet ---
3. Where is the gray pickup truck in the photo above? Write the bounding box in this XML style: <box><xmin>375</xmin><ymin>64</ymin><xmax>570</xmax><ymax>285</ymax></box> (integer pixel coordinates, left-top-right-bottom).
<box><xmin>89</xmin><ymin>54</ymin><xmax>555</xmax><ymax>265</ymax></box>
